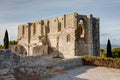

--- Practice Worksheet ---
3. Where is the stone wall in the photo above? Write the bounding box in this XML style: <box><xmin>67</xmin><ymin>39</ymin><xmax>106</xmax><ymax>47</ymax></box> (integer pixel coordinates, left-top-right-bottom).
<box><xmin>15</xmin><ymin>13</ymin><xmax>77</xmax><ymax>58</ymax></box>
<box><xmin>0</xmin><ymin>49</ymin><xmax>20</xmax><ymax>68</ymax></box>
<box><xmin>92</xmin><ymin>17</ymin><xmax>100</xmax><ymax>56</ymax></box>
<box><xmin>9</xmin><ymin>45</ymin><xmax>27</xmax><ymax>56</ymax></box>
<box><xmin>0</xmin><ymin>50</ymin><xmax>82</xmax><ymax>80</ymax></box>
<box><xmin>11</xmin><ymin>12</ymin><xmax>100</xmax><ymax>58</ymax></box>
<box><xmin>19</xmin><ymin>56</ymin><xmax>82</xmax><ymax>69</ymax></box>
<box><xmin>75</xmin><ymin>14</ymin><xmax>100</xmax><ymax>56</ymax></box>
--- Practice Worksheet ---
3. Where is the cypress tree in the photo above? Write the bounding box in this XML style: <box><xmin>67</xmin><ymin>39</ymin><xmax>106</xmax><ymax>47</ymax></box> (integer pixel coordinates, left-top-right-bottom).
<box><xmin>106</xmin><ymin>39</ymin><xmax>112</xmax><ymax>57</ymax></box>
<box><xmin>3</xmin><ymin>30</ymin><xmax>9</xmax><ymax>49</ymax></box>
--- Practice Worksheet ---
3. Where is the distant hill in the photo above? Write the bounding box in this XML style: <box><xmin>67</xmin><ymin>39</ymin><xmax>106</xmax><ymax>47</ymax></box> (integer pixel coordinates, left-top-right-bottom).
<box><xmin>100</xmin><ymin>44</ymin><xmax>120</xmax><ymax>49</ymax></box>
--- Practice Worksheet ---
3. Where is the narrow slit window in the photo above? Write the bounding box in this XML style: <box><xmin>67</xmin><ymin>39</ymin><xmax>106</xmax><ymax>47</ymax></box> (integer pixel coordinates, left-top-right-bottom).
<box><xmin>47</xmin><ymin>21</ymin><xmax>50</xmax><ymax>33</ymax></box>
<box><xmin>33</xmin><ymin>23</ymin><xmax>36</xmax><ymax>35</ymax></box>
<box><xmin>22</xmin><ymin>26</ymin><xmax>24</xmax><ymax>35</ymax></box>
<box><xmin>67</xmin><ymin>34</ymin><xmax>71</xmax><ymax>42</ymax></box>
<box><xmin>58</xmin><ymin>22</ymin><xmax>61</xmax><ymax>32</ymax></box>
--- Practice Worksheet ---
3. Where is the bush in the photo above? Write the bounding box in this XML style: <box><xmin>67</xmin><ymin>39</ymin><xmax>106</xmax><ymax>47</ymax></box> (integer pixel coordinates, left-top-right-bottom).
<box><xmin>0</xmin><ymin>45</ymin><xmax>4</xmax><ymax>49</ymax></box>
<box><xmin>100</xmin><ymin>48</ymin><xmax>120</xmax><ymax>58</ymax></box>
<box><xmin>9</xmin><ymin>40</ymin><xmax>17</xmax><ymax>45</ymax></box>
<box><xmin>112</xmin><ymin>48</ymin><xmax>120</xmax><ymax>58</ymax></box>
<box><xmin>100</xmin><ymin>48</ymin><xmax>106</xmax><ymax>57</ymax></box>
<box><xmin>82</xmin><ymin>56</ymin><xmax>120</xmax><ymax>69</ymax></box>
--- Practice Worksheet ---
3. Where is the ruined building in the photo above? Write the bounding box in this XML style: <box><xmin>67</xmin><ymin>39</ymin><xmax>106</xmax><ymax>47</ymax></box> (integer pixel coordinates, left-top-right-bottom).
<box><xmin>10</xmin><ymin>13</ymin><xmax>100</xmax><ymax>58</ymax></box>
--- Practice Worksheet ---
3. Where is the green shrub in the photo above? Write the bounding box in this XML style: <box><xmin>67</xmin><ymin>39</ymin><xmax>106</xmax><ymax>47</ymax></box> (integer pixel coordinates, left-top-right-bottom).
<box><xmin>0</xmin><ymin>45</ymin><xmax>4</xmax><ymax>49</ymax></box>
<box><xmin>112</xmin><ymin>48</ymin><xmax>120</xmax><ymax>58</ymax></box>
<box><xmin>100</xmin><ymin>48</ymin><xmax>106</xmax><ymax>57</ymax></box>
<box><xmin>9</xmin><ymin>40</ymin><xmax>17</xmax><ymax>45</ymax></box>
<box><xmin>100</xmin><ymin>48</ymin><xmax>120</xmax><ymax>58</ymax></box>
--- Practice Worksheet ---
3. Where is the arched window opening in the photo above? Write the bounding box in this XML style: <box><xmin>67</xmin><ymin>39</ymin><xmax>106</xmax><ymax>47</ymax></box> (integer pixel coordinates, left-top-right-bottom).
<box><xmin>67</xmin><ymin>34</ymin><xmax>71</xmax><ymax>42</ymax></box>
<box><xmin>58</xmin><ymin>22</ymin><xmax>61</xmax><ymax>32</ymax></box>
<box><xmin>78</xmin><ymin>19</ymin><xmax>85</xmax><ymax>38</ymax></box>
<box><xmin>25</xmin><ymin>52</ymin><xmax>27</xmax><ymax>55</ymax></box>
<box><xmin>15</xmin><ymin>47</ymin><xmax>18</xmax><ymax>52</ymax></box>
<box><xmin>80</xmin><ymin>19</ymin><xmax>84</xmax><ymax>24</ymax></box>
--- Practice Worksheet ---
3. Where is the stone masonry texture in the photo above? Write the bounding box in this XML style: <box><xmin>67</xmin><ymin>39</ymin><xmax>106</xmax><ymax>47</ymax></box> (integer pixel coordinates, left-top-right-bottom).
<box><xmin>10</xmin><ymin>12</ymin><xmax>100</xmax><ymax>58</ymax></box>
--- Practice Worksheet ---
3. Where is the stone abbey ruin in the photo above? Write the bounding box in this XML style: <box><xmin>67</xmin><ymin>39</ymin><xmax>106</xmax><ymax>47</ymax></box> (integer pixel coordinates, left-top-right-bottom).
<box><xmin>0</xmin><ymin>13</ymin><xmax>100</xmax><ymax>80</ymax></box>
<box><xmin>10</xmin><ymin>12</ymin><xmax>100</xmax><ymax>58</ymax></box>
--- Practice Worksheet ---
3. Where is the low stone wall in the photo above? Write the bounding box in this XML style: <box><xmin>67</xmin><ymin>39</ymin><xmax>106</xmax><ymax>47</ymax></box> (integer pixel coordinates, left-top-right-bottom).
<box><xmin>0</xmin><ymin>49</ymin><xmax>20</xmax><ymax>68</ymax></box>
<box><xmin>20</xmin><ymin>56</ymin><xmax>82</xmax><ymax>68</ymax></box>
<box><xmin>0</xmin><ymin>50</ymin><xmax>82</xmax><ymax>80</ymax></box>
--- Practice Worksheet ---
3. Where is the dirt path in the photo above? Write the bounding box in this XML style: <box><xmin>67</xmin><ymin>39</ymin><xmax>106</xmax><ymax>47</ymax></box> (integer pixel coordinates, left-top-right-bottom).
<box><xmin>48</xmin><ymin>66</ymin><xmax>120</xmax><ymax>80</ymax></box>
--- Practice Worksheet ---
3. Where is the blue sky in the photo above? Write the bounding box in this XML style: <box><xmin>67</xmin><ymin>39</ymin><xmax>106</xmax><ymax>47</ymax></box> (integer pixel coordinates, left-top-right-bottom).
<box><xmin>0</xmin><ymin>0</ymin><xmax>120</xmax><ymax>45</ymax></box>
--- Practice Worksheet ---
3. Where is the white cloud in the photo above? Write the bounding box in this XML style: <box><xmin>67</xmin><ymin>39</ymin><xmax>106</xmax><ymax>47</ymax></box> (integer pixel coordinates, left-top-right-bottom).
<box><xmin>0</xmin><ymin>0</ymin><xmax>120</xmax><ymax>45</ymax></box>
